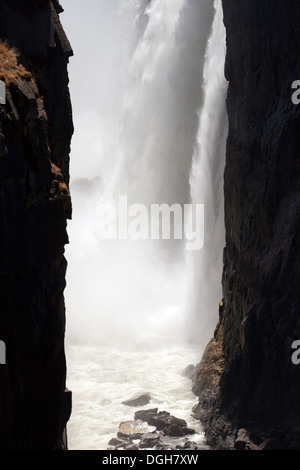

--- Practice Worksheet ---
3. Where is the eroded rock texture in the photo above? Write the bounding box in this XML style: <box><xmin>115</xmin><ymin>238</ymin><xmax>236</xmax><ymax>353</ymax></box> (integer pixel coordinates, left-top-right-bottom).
<box><xmin>0</xmin><ymin>0</ymin><xmax>73</xmax><ymax>450</ymax></box>
<box><xmin>193</xmin><ymin>0</ymin><xmax>300</xmax><ymax>450</ymax></box>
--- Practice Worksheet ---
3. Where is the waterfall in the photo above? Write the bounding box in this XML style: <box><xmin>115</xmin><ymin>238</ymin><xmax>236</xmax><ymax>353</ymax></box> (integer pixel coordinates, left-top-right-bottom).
<box><xmin>65</xmin><ymin>0</ymin><xmax>227</xmax><ymax>346</ymax></box>
<box><xmin>187</xmin><ymin>0</ymin><xmax>228</xmax><ymax>347</ymax></box>
<box><xmin>62</xmin><ymin>0</ymin><xmax>228</xmax><ymax>450</ymax></box>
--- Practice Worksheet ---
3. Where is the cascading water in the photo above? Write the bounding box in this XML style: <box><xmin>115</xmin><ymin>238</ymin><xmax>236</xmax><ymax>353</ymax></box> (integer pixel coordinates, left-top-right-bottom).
<box><xmin>187</xmin><ymin>1</ymin><xmax>228</xmax><ymax>348</ymax></box>
<box><xmin>62</xmin><ymin>0</ymin><xmax>227</xmax><ymax>450</ymax></box>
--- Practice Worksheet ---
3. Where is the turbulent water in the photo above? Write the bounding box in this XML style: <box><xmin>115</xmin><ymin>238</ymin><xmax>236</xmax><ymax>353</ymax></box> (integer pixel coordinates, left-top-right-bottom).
<box><xmin>62</xmin><ymin>0</ymin><xmax>227</xmax><ymax>450</ymax></box>
<box><xmin>66</xmin><ymin>337</ymin><xmax>209</xmax><ymax>450</ymax></box>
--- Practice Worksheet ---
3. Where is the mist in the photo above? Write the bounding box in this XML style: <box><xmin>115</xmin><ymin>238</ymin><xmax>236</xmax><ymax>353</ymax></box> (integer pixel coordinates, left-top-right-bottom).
<box><xmin>61</xmin><ymin>0</ymin><xmax>227</xmax><ymax>349</ymax></box>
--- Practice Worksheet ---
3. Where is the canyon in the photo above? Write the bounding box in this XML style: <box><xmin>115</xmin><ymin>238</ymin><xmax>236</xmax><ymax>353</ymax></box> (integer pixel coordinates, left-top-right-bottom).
<box><xmin>1</xmin><ymin>0</ymin><xmax>300</xmax><ymax>451</ymax></box>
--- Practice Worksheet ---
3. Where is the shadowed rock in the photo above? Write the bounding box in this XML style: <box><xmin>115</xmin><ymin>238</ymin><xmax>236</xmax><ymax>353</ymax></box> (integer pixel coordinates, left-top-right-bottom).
<box><xmin>182</xmin><ymin>364</ymin><xmax>196</xmax><ymax>382</ymax></box>
<box><xmin>122</xmin><ymin>393</ymin><xmax>151</xmax><ymax>407</ymax></box>
<box><xmin>0</xmin><ymin>0</ymin><xmax>73</xmax><ymax>450</ymax></box>
<box><xmin>134</xmin><ymin>408</ymin><xmax>158</xmax><ymax>422</ymax></box>
<box><xmin>165</xmin><ymin>424</ymin><xmax>195</xmax><ymax>437</ymax></box>
<box><xmin>148</xmin><ymin>411</ymin><xmax>187</xmax><ymax>431</ymax></box>
<box><xmin>193</xmin><ymin>0</ymin><xmax>300</xmax><ymax>450</ymax></box>
<box><xmin>139</xmin><ymin>433</ymin><xmax>161</xmax><ymax>449</ymax></box>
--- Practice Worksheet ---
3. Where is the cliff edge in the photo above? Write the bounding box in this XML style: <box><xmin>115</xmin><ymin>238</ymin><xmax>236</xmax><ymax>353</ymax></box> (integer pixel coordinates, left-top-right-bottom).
<box><xmin>0</xmin><ymin>0</ymin><xmax>72</xmax><ymax>450</ymax></box>
<box><xmin>193</xmin><ymin>0</ymin><xmax>300</xmax><ymax>450</ymax></box>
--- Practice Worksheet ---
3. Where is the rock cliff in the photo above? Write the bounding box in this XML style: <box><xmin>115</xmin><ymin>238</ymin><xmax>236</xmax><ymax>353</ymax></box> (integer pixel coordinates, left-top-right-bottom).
<box><xmin>0</xmin><ymin>0</ymin><xmax>72</xmax><ymax>449</ymax></box>
<box><xmin>193</xmin><ymin>0</ymin><xmax>300</xmax><ymax>450</ymax></box>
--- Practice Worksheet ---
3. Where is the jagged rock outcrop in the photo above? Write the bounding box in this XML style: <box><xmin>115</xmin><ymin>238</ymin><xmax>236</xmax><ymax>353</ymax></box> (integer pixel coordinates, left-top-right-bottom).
<box><xmin>193</xmin><ymin>0</ymin><xmax>300</xmax><ymax>450</ymax></box>
<box><xmin>0</xmin><ymin>0</ymin><xmax>73</xmax><ymax>450</ymax></box>
<box><xmin>108</xmin><ymin>409</ymin><xmax>198</xmax><ymax>451</ymax></box>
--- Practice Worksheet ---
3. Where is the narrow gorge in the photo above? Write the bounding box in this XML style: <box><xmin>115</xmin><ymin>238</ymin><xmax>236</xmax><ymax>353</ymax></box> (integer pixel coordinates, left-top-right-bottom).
<box><xmin>0</xmin><ymin>0</ymin><xmax>300</xmax><ymax>451</ymax></box>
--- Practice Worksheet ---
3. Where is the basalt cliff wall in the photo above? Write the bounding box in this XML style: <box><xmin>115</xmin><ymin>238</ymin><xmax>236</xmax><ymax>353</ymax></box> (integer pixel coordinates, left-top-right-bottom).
<box><xmin>193</xmin><ymin>0</ymin><xmax>300</xmax><ymax>450</ymax></box>
<box><xmin>0</xmin><ymin>0</ymin><xmax>72</xmax><ymax>449</ymax></box>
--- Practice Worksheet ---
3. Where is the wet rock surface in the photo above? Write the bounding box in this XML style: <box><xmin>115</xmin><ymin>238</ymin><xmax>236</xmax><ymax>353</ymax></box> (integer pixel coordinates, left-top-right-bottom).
<box><xmin>122</xmin><ymin>393</ymin><xmax>152</xmax><ymax>407</ymax></box>
<box><xmin>108</xmin><ymin>409</ymin><xmax>200</xmax><ymax>451</ymax></box>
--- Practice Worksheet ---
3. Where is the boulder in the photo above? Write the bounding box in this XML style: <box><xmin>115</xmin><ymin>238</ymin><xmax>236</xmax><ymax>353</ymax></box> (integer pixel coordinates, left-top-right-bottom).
<box><xmin>176</xmin><ymin>441</ymin><xmax>198</xmax><ymax>450</ymax></box>
<box><xmin>108</xmin><ymin>437</ymin><xmax>127</xmax><ymax>447</ymax></box>
<box><xmin>182</xmin><ymin>364</ymin><xmax>196</xmax><ymax>382</ymax></box>
<box><xmin>234</xmin><ymin>428</ymin><xmax>254</xmax><ymax>450</ymax></box>
<box><xmin>155</xmin><ymin>444</ymin><xmax>175</xmax><ymax>450</ymax></box>
<box><xmin>117</xmin><ymin>419</ymin><xmax>153</xmax><ymax>441</ymax></box>
<box><xmin>165</xmin><ymin>424</ymin><xmax>195</xmax><ymax>437</ymax></box>
<box><xmin>134</xmin><ymin>408</ymin><xmax>158</xmax><ymax>422</ymax></box>
<box><xmin>139</xmin><ymin>433</ymin><xmax>161</xmax><ymax>449</ymax></box>
<box><xmin>122</xmin><ymin>393</ymin><xmax>151</xmax><ymax>407</ymax></box>
<box><xmin>148</xmin><ymin>411</ymin><xmax>187</xmax><ymax>431</ymax></box>
<box><xmin>125</xmin><ymin>444</ymin><xmax>139</xmax><ymax>450</ymax></box>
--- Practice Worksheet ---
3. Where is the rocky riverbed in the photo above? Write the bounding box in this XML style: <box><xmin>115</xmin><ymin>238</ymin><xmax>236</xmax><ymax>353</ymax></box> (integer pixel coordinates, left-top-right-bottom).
<box><xmin>107</xmin><ymin>407</ymin><xmax>206</xmax><ymax>451</ymax></box>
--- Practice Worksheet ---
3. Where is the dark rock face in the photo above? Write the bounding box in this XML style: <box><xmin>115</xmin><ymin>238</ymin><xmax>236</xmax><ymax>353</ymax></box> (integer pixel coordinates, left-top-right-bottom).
<box><xmin>0</xmin><ymin>1</ymin><xmax>72</xmax><ymax>450</ymax></box>
<box><xmin>193</xmin><ymin>1</ymin><xmax>300</xmax><ymax>450</ymax></box>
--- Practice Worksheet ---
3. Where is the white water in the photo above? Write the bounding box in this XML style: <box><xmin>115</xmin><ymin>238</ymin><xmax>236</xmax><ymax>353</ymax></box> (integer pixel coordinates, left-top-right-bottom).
<box><xmin>61</xmin><ymin>0</ymin><xmax>227</xmax><ymax>450</ymax></box>
<box><xmin>66</xmin><ymin>337</ymin><xmax>209</xmax><ymax>450</ymax></box>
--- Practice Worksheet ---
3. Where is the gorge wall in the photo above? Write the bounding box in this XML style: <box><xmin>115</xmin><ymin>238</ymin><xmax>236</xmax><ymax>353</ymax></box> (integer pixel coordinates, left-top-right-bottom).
<box><xmin>2</xmin><ymin>0</ymin><xmax>300</xmax><ymax>453</ymax></box>
<box><xmin>0</xmin><ymin>0</ymin><xmax>72</xmax><ymax>449</ymax></box>
<box><xmin>193</xmin><ymin>0</ymin><xmax>300</xmax><ymax>450</ymax></box>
